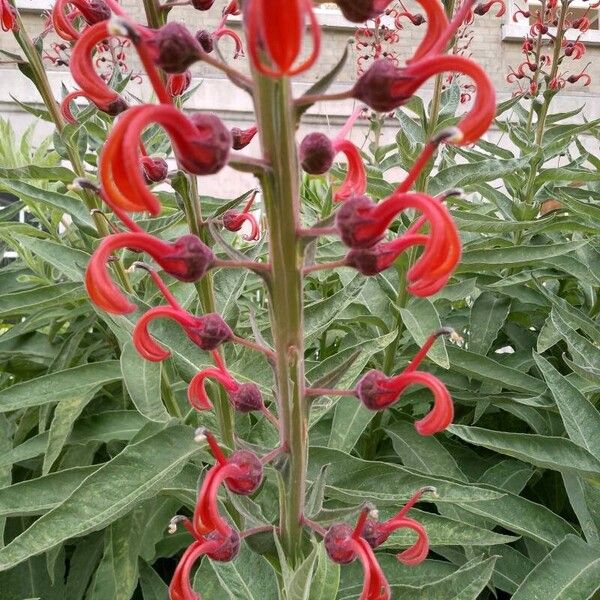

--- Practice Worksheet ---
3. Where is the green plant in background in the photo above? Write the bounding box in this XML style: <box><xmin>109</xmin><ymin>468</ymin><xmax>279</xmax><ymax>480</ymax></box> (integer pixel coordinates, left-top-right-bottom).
<box><xmin>0</xmin><ymin>0</ymin><xmax>599</xmax><ymax>598</ymax></box>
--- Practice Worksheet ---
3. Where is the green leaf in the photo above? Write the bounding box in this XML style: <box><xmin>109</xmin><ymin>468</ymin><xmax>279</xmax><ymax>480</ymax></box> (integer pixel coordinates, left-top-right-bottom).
<box><xmin>0</xmin><ymin>423</ymin><xmax>199</xmax><ymax>571</ymax></box>
<box><xmin>328</xmin><ymin>397</ymin><xmax>375</xmax><ymax>453</ymax></box>
<box><xmin>449</xmin><ymin>424</ymin><xmax>600</xmax><ymax>479</ymax></box>
<box><xmin>385</xmin><ymin>421</ymin><xmax>466</xmax><ymax>481</ymax></box>
<box><xmin>43</xmin><ymin>386</ymin><xmax>101</xmax><ymax>474</ymax></box>
<box><xmin>121</xmin><ymin>342</ymin><xmax>169</xmax><ymax>423</ymax></box>
<box><xmin>309</xmin><ymin>543</ymin><xmax>339</xmax><ymax>600</ymax></box>
<box><xmin>197</xmin><ymin>543</ymin><xmax>279</xmax><ymax>600</ymax></box>
<box><xmin>0</xmin><ymin>165</ymin><xmax>76</xmax><ymax>183</ymax></box>
<box><xmin>0</xmin><ymin>180</ymin><xmax>93</xmax><ymax>230</ymax></box>
<box><xmin>512</xmin><ymin>535</ymin><xmax>600</xmax><ymax>599</ymax></box>
<box><xmin>428</xmin><ymin>155</ymin><xmax>531</xmax><ymax>196</ymax></box>
<box><xmin>0</xmin><ymin>466</ymin><xmax>98</xmax><ymax>518</ymax></box>
<box><xmin>447</xmin><ymin>346</ymin><xmax>546</xmax><ymax>394</ymax></box>
<box><xmin>400</xmin><ymin>297</ymin><xmax>449</xmax><ymax>368</ymax></box>
<box><xmin>458</xmin><ymin>241</ymin><xmax>587</xmax><ymax>271</ymax></box>
<box><xmin>0</xmin><ymin>361</ymin><xmax>122</xmax><ymax>412</ymax></box>
<box><xmin>0</xmin><ymin>283</ymin><xmax>87</xmax><ymax>318</ymax></box>
<box><xmin>285</xmin><ymin>543</ymin><xmax>318</xmax><ymax>600</ymax></box>
<box><xmin>307</xmin><ymin>447</ymin><xmax>504</xmax><ymax>505</ymax></box>
<box><xmin>468</xmin><ymin>292</ymin><xmax>511</xmax><ymax>355</ymax></box>
<box><xmin>12</xmin><ymin>235</ymin><xmax>89</xmax><ymax>282</ymax></box>
<box><xmin>534</xmin><ymin>353</ymin><xmax>600</xmax><ymax>460</ymax></box>
<box><xmin>139</xmin><ymin>561</ymin><xmax>169</xmax><ymax>600</ymax></box>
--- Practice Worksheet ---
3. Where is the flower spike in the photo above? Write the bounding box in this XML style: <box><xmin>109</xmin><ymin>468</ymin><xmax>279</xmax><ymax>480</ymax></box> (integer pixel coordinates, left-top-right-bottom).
<box><xmin>133</xmin><ymin>308</ymin><xmax>232</xmax><ymax>362</ymax></box>
<box><xmin>355</xmin><ymin>329</ymin><xmax>454</xmax><ymax>434</ymax></box>
<box><xmin>244</xmin><ymin>0</ymin><xmax>320</xmax><ymax>77</ymax></box>
<box><xmin>100</xmin><ymin>104</ymin><xmax>231</xmax><ymax>215</ymax></box>
<box><xmin>85</xmin><ymin>232</ymin><xmax>215</xmax><ymax>314</ymax></box>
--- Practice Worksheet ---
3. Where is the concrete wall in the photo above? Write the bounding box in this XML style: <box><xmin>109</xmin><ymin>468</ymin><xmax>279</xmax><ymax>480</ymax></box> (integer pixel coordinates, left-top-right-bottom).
<box><xmin>1</xmin><ymin>0</ymin><xmax>598</xmax><ymax>196</ymax></box>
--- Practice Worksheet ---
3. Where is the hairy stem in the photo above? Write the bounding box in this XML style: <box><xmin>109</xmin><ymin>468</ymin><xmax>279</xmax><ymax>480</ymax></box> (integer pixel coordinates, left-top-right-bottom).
<box><xmin>254</xmin><ymin>74</ymin><xmax>307</xmax><ymax>562</ymax></box>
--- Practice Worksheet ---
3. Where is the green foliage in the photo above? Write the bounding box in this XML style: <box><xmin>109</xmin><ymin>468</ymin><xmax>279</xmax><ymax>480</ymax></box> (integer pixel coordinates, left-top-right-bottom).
<box><xmin>0</xmin><ymin>64</ymin><xmax>599</xmax><ymax>600</ymax></box>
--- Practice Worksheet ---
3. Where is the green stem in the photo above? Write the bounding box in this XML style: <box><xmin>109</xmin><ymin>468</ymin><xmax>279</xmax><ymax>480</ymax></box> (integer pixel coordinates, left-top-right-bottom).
<box><xmin>142</xmin><ymin>0</ymin><xmax>167</xmax><ymax>27</ymax></box>
<box><xmin>10</xmin><ymin>10</ymin><xmax>132</xmax><ymax>292</ymax></box>
<box><xmin>254</xmin><ymin>74</ymin><xmax>306</xmax><ymax>562</ymax></box>
<box><xmin>161</xmin><ymin>368</ymin><xmax>183</xmax><ymax>418</ymax></box>
<box><xmin>181</xmin><ymin>175</ymin><xmax>236</xmax><ymax>448</ymax></box>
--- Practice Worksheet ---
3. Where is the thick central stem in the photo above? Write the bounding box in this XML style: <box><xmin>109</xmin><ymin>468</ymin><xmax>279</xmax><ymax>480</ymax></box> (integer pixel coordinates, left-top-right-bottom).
<box><xmin>254</xmin><ymin>75</ymin><xmax>306</xmax><ymax>561</ymax></box>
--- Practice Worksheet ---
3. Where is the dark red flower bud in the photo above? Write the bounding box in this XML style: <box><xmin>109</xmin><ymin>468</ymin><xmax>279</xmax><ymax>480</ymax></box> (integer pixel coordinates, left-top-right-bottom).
<box><xmin>225</xmin><ymin>450</ymin><xmax>263</xmax><ymax>494</ymax></box>
<box><xmin>231</xmin><ymin>126</ymin><xmax>258</xmax><ymax>150</ymax></box>
<box><xmin>195</xmin><ymin>313</ymin><xmax>235</xmax><ymax>351</ymax></box>
<box><xmin>356</xmin><ymin>370</ymin><xmax>397</xmax><ymax>409</ymax></box>
<box><xmin>152</xmin><ymin>22</ymin><xmax>200</xmax><ymax>74</ymax></box>
<box><xmin>335</xmin><ymin>0</ymin><xmax>393</xmax><ymax>23</ymax></box>
<box><xmin>163</xmin><ymin>234</ymin><xmax>215</xmax><ymax>281</ymax></box>
<box><xmin>195</xmin><ymin>29</ymin><xmax>214</xmax><ymax>53</ymax></box>
<box><xmin>78</xmin><ymin>0</ymin><xmax>111</xmax><ymax>25</ymax></box>
<box><xmin>141</xmin><ymin>156</ymin><xmax>169</xmax><ymax>183</ymax></box>
<box><xmin>182</xmin><ymin>113</ymin><xmax>232</xmax><ymax>175</ymax></box>
<box><xmin>300</xmin><ymin>132</ymin><xmax>335</xmax><ymax>175</ymax></box>
<box><xmin>205</xmin><ymin>528</ymin><xmax>241</xmax><ymax>561</ymax></box>
<box><xmin>191</xmin><ymin>0</ymin><xmax>215</xmax><ymax>9</ymax></box>
<box><xmin>105</xmin><ymin>96</ymin><xmax>128</xmax><ymax>116</ymax></box>
<box><xmin>324</xmin><ymin>524</ymin><xmax>356</xmax><ymax>564</ymax></box>
<box><xmin>229</xmin><ymin>383</ymin><xmax>263</xmax><ymax>413</ymax></box>
<box><xmin>335</xmin><ymin>195</ymin><xmax>385</xmax><ymax>249</ymax></box>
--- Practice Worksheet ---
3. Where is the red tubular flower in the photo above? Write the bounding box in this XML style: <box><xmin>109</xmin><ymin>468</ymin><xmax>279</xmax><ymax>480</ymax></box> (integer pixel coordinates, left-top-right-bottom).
<box><xmin>244</xmin><ymin>0</ymin><xmax>320</xmax><ymax>77</ymax></box>
<box><xmin>1</xmin><ymin>0</ymin><xmax>18</xmax><ymax>32</ymax></box>
<box><xmin>133</xmin><ymin>308</ymin><xmax>232</xmax><ymax>361</ymax></box>
<box><xmin>51</xmin><ymin>0</ymin><xmax>110</xmax><ymax>41</ymax></box>
<box><xmin>213</xmin><ymin>27</ymin><xmax>244</xmax><ymax>58</ymax></box>
<box><xmin>60</xmin><ymin>90</ymin><xmax>91</xmax><ymax>124</ymax></box>
<box><xmin>222</xmin><ymin>191</ymin><xmax>260</xmax><ymax>241</ymax></box>
<box><xmin>567</xmin><ymin>65</ymin><xmax>591</xmax><ymax>86</ymax></box>
<box><xmin>100</xmin><ymin>104</ymin><xmax>231</xmax><ymax>215</ymax></box>
<box><xmin>69</xmin><ymin>21</ymin><xmax>128</xmax><ymax>113</ymax></box>
<box><xmin>86</xmin><ymin>232</ymin><xmax>215</xmax><ymax>314</ymax></box>
<box><xmin>188</xmin><ymin>351</ymin><xmax>264</xmax><ymax>412</ymax></box>
<box><xmin>353</xmin><ymin>54</ymin><xmax>495</xmax><ymax>145</ymax></box>
<box><xmin>362</xmin><ymin>487</ymin><xmax>433</xmax><ymax>565</ymax></box>
<box><xmin>231</xmin><ymin>125</ymin><xmax>258</xmax><ymax>150</ymax></box>
<box><xmin>355</xmin><ymin>329</ymin><xmax>454</xmax><ymax>434</ymax></box>
<box><xmin>331</xmin><ymin>139</ymin><xmax>367</xmax><ymax>202</ymax></box>
<box><xmin>395</xmin><ymin>11</ymin><xmax>426</xmax><ymax>27</ymax></box>
<box><xmin>193</xmin><ymin>431</ymin><xmax>263</xmax><ymax>536</ymax></box>
<box><xmin>473</xmin><ymin>0</ymin><xmax>505</xmax><ymax>17</ymax></box>
<box><xmin>325</xmin><ymin>508</ymin><xmax>391</xmax><ymax>600</ymax></box>
<box><xmin>167</xmin><ymin>70</ymin><xmax>192</xmax><ymax>97</ymax></box>
<box><xmin>169</xmin><ymin>530</ymin><xmax>240</xmax><ymax>600</ymax></box>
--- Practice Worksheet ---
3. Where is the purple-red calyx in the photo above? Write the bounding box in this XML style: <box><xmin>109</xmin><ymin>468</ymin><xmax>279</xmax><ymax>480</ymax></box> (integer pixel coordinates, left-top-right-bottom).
<box><xmin>85</xmin><ymin>232</ymin><xmax>214</xmax><ymax>314</ymax></box>
<box><xmin>355</xmin><ymin>328</ymin><xmax>454</xmax><ymax>435</ymax></box>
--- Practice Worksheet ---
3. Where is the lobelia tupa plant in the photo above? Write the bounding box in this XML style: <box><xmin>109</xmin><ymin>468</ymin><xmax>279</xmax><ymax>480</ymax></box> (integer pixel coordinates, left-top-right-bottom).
<box><xmin>1</xmin><ymin>0</ymin><xmax>595</xmax><ymax>597</ymax></box>
<box><xmin>0</xmin><ymin>0</ymin><xmax>500</xmax><ymax>597</ymax></box>
<box><xmin>51</xmin><ymin>0</ymin><xmax>495</xmax><ymax>595</ymax></box>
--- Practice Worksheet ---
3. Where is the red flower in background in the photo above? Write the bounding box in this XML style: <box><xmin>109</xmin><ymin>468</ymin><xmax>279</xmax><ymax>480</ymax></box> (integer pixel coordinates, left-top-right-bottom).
<box><xmin>1</xmin><ymin>0</ymin><xmax>18</xmax><ymax>32</ymax></box>
<box><xmin>244</xmin><ymin>0</ymin><xmax>320</xmax><ymax>76</ymax></box>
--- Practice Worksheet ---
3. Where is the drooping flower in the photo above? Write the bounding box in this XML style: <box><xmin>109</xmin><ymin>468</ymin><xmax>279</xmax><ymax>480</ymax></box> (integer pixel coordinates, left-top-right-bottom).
<box><xmin>213</xmin><ymin>27</ymin><xmax>244</xmax><ymax>58</ymax></box>
<box><xmin>133</xmin><ymin>308</ymin><xmax>232</xmax><ymax>361</ymax></box>
<box><xmin>99</xmin><ymin>104</ymin><xmax>231</xmax><ymax>215</ymax></box>
<box><xmin>187</xmin><ymin>350</ymin><xmax>265</xmax><ymax>413</ymax></box>
<box><xmin>324</xmin><ymin>508</ymin><xmax>391</xmax><ymax>600</ymax></box>
<box><xmin>473</xmin><ymin>0</ymin><xmax>505</xmax><ymax>17</ymax></box>
<box><xmin>362</xmin><ymin>487</ymin><xmax>434</xmax><ymax>564</ymax></box>
<box><xmin>1</xmin><ymin>0</ymin><xmax>18</xmax><ymax>32</ymax></box>
<box><xmin>86</xmin><ymin>232</ymin><xmax>214</xmax><ymax>314</ymax></box>
<box><xmin>51</xmin><ymin>0</ymin><xmax>111</xmax><ymax>41</ymax></box>
<box><xmin>300</xmin><ymin>107</ymin><xmax>367</xmax><ymax>202</ymax></box>
<box><xmin>355</xmin><ymin>329</ymin><xmax>454</xmax><ymax>435</ymax></box>
<box><xmin>192</xmin><ymin>431</ymin><xmax>264</xmax><ymax>536</ymax></box>
<box><xmin>243</xmin><ymin>0</ymin><xmax>320</xmax><ymax>77</ymax></box>
<box><xmin>231</xmin><ymin>125</ymin><xmax>258</xmax><ymax>150</ymax></box>
<box><xmin>222</xmin><ymin>191</ymin><xmax>260</xmax><ymax>241</ymax></box>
